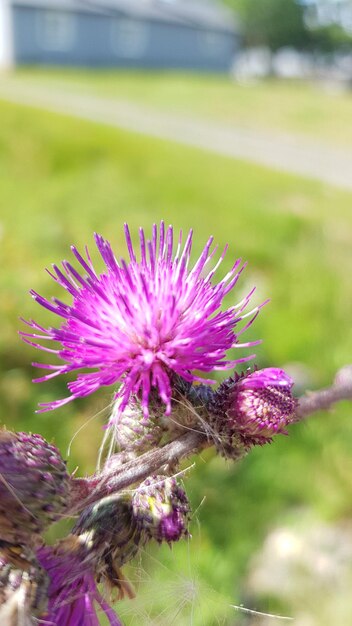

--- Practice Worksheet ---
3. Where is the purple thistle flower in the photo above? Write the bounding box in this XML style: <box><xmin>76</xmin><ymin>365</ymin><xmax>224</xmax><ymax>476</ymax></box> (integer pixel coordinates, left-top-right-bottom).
<box><xmin>21</xmin><ymin>222</ymin><xmax>264</xmax><ymax>418</ymax></box>
<box><xmin>211</xmin><ymin>367</ymin><xmax>297</xmax><ymax>448</ymax></box>
<box><xmin>37</xmin><ymin>539</ymin><xmax>123</xmax><ymax>626</ymax></box>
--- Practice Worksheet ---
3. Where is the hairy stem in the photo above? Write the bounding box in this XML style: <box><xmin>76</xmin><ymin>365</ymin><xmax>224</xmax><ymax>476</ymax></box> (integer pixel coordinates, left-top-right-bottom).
<box><xmin>295</xmin><ymin>379</ymin><xmax>352</xmax><ymax>420</ymax></box>
<box><xmin>68</xmin><ymin>431</ymin><xmax>209</xmax><ymax>514</ymax></box>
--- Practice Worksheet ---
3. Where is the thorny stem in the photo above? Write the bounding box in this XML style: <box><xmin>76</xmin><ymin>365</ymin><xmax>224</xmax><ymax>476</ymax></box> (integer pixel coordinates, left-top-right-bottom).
<box><xmin>67</xmin><ymin>367</ymin><xmax>352</xmax><ymax>516</ymax></box>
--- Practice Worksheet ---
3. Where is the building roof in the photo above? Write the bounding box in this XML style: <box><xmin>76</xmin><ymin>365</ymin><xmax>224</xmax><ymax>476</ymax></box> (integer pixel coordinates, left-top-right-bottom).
<box><xmin>11</xmin><ymin>0</ymin><xmax>238</xmax><ymax>33</ymax></box>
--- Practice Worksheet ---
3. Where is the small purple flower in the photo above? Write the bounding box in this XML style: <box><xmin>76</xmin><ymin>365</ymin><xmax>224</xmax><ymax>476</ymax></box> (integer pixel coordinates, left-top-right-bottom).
<box><xmin>212</xmin><ymin>367</ymin><xmax>297</xmax><ymax>447</ymax></box>
<box><xmin>21</xmin><ymin>223</ymin><xmax>264</xmax><ymax>419</ymax></box>
<box><xmin>38</xmin><ymin>541</ymin><xmax>122</xmax><ymax>626</ymax></box>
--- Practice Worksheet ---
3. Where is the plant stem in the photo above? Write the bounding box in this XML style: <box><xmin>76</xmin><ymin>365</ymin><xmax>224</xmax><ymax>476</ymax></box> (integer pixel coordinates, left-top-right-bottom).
<box><xmin>68</xmin><ymin>366</ymin><xmax>352</xmax><ymax>515</ymax></box>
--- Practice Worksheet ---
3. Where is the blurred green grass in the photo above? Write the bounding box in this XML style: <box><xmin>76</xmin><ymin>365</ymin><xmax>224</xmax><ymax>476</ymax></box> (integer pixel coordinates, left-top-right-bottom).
<box><xmin>0</xmin><ymin>86</ymin><xmax>352</xmax><ymax>624</ymax></box>
<box><xmin>16</xmin><ymin>68</ymin><xmax>352</xmax><ymax>146</ymax></box>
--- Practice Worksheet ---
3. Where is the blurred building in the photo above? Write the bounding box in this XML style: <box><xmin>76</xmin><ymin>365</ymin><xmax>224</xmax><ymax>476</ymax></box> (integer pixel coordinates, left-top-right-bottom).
<box><xmin>0</xmin><ymin>0</ymin><xmax>239</xmax><ymax>71</ymax></box>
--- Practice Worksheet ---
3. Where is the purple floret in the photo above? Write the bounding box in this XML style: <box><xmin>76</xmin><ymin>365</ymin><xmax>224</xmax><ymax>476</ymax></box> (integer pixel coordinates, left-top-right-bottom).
<box><xmin>159</xmin><ymin>510</ymin><xmax>187</xmax><ymax>543</ymax></box>
<box><xmin>22</xmin><ymin>222</ymin><xmax>265</xmax><ymax>419</ymax></box>
<box><xmin>237</xmin><ymin>367</ymin><xmax>293</xmax><ymax>390</ymax></box>
<box><xmin>38</xmin><ymin>544</ymin><xmax>122</xmax><ymax>626</ymax></box>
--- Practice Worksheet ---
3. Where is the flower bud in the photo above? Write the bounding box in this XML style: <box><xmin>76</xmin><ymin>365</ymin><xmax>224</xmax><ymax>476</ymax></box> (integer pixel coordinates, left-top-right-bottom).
<box><xmin>0</xmin><ymin>430</ymin><xmax>70</xmax><ymax>546</ymax></box>
<box><xmin>72</xmin><ymin>495</ymin><xmax>145</xmax><ymax>599</ymax></box>
<box><xmin>132</xmin><ymin>475</ymin><xmax>190</xmax><ymax>544</ymax></box>
<box><xmin>113</xmin><ymin>400</ymin><xmax>163</xmax><ymax>454</ymax></box>
<box><xmin>211</xmin><ymin>368</ymin><xmax>296</xmax><ymax>449</ymax></box>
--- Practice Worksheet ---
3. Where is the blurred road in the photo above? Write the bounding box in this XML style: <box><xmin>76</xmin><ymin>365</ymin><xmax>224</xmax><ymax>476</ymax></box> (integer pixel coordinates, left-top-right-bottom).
<box><xmin>1</xmin><ymin>77</ymin><xmax>352</xmax><ymax>190</ymax></box>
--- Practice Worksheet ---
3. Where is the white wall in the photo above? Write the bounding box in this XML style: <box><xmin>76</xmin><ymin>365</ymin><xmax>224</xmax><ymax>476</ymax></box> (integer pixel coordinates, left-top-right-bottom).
<box><xmin>0</xmin><ymin>0</ymin><xmax>14</xmax><ymax>69</ymax></box>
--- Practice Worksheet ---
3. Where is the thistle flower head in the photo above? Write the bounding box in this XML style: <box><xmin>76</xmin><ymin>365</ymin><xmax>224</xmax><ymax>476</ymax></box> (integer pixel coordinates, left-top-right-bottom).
<box><xmin>132</xmin><ymin>475</ymin><xmax>190</xmax><ymax>544</ymax></box>
<box><xmin>212</xmin><ymin>367</ymin><xmax>296</xmax><ymax>446</ymax></box>
<box><xmin>38</xmin><ymin>537</ymin><xmax>122</xmax><ymax>626</ymax></box>
<box><xmin>0</xmin><ymin>430</ymin><xmax>70</xmax><ymax>546</ymax></box>
<box><xmin>22</xmin><ymin>222</ymin><xmax>264</xmax><ymax>419</ymax></box>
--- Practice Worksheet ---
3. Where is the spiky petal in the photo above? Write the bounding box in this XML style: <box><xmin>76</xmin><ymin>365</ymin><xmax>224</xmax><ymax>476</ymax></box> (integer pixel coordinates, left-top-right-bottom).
<box><xmin>132</xmin><ymin>476</ymin><xmax>190</xmax><ymax>544</ymax></box>
<box><xmin>21</xmin><ymin>222</ymin><xmax>265</xmax><ymax>418</ymax></box>
<box><xmin>37</xmin><ymin>538</ymin><xmax>122</xmax><ymax>626</ymax></box>
<box><xmin>0</xmin><ymin>430</ymin><xmax>70</xmax><ymax>546</ymax></box>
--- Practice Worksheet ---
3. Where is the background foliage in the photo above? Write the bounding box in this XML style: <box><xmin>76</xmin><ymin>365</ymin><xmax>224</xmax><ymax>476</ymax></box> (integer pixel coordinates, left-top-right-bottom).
<box><xmin>225</xmin><ymin>0</ymin><xmax>352</xmax><ymax>52</ymax></box>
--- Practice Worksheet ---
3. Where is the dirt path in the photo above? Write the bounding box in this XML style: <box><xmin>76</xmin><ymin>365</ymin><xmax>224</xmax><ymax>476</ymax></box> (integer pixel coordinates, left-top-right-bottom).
<box><xmin>1</xmin><ymin>77</ymin><xmax>352</xmax><ymax>190</ymax></box>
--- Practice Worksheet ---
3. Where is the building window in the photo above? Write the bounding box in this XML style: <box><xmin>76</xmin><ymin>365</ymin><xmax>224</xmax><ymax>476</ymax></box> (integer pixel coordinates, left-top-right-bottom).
<box><xmin>37</xmin><ymin>10</ymin><xmax>75</xmax><ymax>51</ymax></box>
<box><xmin>111</xmin><ymin>18</ymin><xmax>148</xmax><ymax>58</ymax></box>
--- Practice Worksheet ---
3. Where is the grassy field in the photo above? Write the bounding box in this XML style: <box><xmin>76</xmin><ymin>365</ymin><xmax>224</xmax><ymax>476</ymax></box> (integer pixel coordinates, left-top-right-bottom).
<box><xmin>14</xmin><ymin>68</ymin><xmax>352</xmax><ymax>147</ymax></box>
<box><xmin>0</xmin><ymin>80</ymin><xmax>352</xmax><ymax>624</ymax></box>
